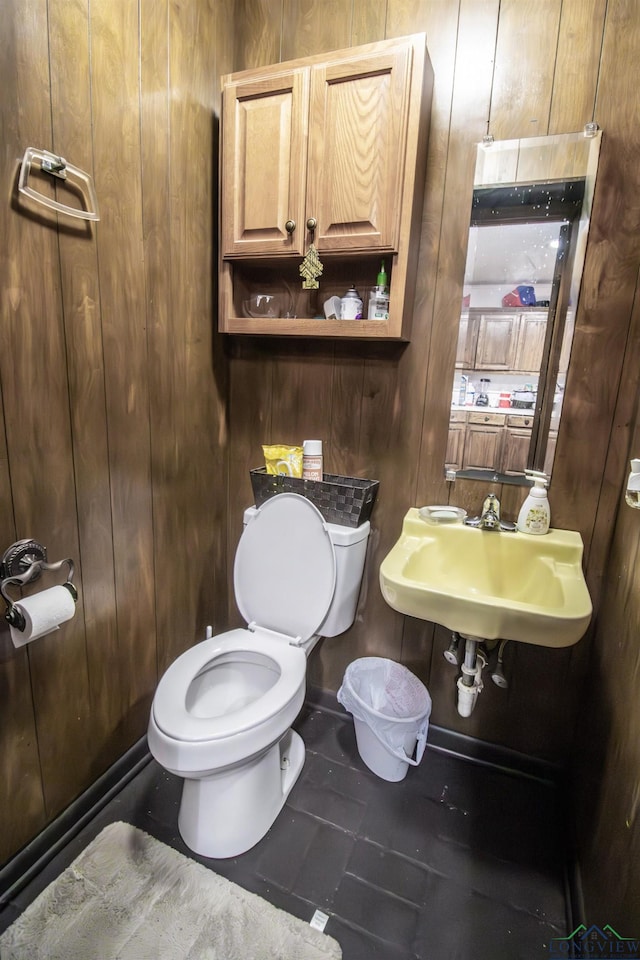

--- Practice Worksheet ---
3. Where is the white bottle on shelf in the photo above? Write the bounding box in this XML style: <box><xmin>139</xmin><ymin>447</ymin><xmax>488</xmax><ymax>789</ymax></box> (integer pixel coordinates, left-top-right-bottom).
<box><xmin>516</xmin><ymin>470</ymin><xmax>550</xmax><ymax>535</ymax></box>
<box><xmin>302</xmin><ymin>440</ymin><xmax>323</xmax><ymax>481</ymax></box>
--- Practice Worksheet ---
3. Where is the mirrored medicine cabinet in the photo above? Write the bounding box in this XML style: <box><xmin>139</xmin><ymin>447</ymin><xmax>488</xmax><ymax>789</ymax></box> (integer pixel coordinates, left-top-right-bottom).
<box><xmin>445</xmin><ymin>127</ymin><xmax>602</xmax><ymax>485</ymax></box>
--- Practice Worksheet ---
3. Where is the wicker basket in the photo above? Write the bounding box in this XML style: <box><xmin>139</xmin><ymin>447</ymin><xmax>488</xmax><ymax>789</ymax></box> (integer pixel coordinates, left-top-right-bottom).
<box><xmin>249</xmin><ymin>467</ymin><xmax>379</xmax><ymax>528</ymax></box>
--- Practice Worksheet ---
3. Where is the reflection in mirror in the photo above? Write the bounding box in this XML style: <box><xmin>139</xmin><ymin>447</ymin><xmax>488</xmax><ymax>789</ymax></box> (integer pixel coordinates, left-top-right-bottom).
<box><xmin>446</xmin><ymin>129</ymin><xmax>601</xmax><ymax>485</ymax></box>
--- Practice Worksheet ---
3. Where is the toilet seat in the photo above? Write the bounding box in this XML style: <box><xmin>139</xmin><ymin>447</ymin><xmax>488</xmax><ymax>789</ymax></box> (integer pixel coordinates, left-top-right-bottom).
<box><xmin>152</xmin><ymin>629</ymin><xmax>306</xmax><ymax>743</ymax></box>
<box><xmin>235</xmin><ymin>493</ymin><xmax>336</xmax><ymax>642</ymax></box>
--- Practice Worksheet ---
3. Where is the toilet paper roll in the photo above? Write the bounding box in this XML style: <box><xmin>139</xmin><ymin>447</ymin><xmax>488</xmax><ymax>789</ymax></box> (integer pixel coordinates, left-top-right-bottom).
<box><xmin>9</xmin><ymin>585</ymin><xmax>76</xmax><ymax>648</ymax></box>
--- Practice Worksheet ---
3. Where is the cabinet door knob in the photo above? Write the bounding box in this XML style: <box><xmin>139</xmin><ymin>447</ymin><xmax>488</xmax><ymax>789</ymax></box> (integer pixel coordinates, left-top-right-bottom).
<box><xmin>306</xmin><ymin>217</ymin><xmax>317</xmax><ymax>231</ymax></box>
<box><xmin>285</xmin><ymin>219</ymin><xmax>296</xmax><ymax>234</ymax></box>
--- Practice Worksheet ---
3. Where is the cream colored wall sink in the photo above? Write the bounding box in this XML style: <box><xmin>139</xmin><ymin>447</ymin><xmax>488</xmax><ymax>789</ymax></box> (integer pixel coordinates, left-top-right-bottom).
<box><xmin>379</xmin><ymin>508</ymin><xmax>592</xmax><ymax>647</ymax></box>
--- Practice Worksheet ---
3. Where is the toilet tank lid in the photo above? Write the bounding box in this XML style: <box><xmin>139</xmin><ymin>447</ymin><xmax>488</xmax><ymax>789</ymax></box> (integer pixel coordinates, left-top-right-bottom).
<box><xmin>236</xmin><ymin>494</ymin><xmax>337</xmax><ymax>642</ymax></box>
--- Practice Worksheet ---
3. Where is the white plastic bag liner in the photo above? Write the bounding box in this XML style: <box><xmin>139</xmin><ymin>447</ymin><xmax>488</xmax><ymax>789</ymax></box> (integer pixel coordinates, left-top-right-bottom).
<box><xmin>337</xmin><ymin>657</ymin><xmax>432</xmax><ymax>782</ymax></box>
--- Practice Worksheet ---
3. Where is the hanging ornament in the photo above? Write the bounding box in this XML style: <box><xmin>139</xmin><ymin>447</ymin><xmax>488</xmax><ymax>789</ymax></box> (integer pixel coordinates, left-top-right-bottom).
<box><xmin>299</xmin><ymin>243</ymin><xmax>323</xmax><ymax>289</ymax></box>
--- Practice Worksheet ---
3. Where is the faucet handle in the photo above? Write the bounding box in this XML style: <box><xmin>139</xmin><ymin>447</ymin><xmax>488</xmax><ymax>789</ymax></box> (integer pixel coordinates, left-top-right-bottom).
<box><xmin>482</xmin><ymin>493</ymin><xmax>500</xmax><ymax>514</ymax></box>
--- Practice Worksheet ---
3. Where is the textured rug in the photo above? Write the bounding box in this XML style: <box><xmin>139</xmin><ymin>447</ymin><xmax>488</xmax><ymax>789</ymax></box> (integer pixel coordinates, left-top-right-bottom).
<box><xmin>0</xmin><ymin>821</ymin><xmax>342</xmax><ymax>960</ymax></box>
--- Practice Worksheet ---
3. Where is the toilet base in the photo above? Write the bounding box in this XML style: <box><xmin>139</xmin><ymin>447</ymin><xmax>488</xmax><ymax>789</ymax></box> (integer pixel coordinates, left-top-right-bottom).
<box><xmin>177</xmin><ymin>728</ymin><xmax>305</xmax><ymax>858</ymax></box>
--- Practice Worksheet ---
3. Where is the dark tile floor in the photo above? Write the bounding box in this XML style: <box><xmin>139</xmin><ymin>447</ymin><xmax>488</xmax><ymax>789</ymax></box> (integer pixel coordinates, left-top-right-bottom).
<box><xmin>0</xmin><ymin>699</ymin><xmax>572</xmax><ymax>959</ymax></box>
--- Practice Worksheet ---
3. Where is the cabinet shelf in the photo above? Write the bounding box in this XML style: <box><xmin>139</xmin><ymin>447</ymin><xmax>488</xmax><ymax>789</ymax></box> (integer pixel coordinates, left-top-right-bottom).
<box><xmin>221</xmin><ymin>316</ymin><xmax>396</xmax><ymax>339</ymax></box>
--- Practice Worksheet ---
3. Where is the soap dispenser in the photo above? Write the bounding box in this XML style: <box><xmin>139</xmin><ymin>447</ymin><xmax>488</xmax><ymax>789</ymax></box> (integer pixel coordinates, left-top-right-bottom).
<box><xmin>516</xmin><ymin>470</ymin><xmax>550</xmax><ymax>535</ymax></box>
<box><xmin>625</xmin><ymin>459</ymin><xmax>640</xmax><ymax>509</ymax></box>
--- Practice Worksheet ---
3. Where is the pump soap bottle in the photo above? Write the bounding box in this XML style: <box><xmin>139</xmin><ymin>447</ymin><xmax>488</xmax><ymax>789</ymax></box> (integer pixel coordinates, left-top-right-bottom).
<box><xmin>516</xmin><ymin>470</ymin><xmax>550</xmax><ymax>535</ymax></box>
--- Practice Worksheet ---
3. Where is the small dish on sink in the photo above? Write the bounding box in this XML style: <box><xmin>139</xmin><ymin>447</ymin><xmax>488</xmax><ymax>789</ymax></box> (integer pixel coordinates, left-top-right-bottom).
<box><xmin>418</xmin><ymin>505</ymin><xmax>467</xmax><ymax>525</ymax></box>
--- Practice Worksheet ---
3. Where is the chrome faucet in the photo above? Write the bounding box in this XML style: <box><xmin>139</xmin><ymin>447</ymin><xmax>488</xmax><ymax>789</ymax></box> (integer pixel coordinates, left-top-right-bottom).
<box><xmin>465</xmin><ymin>493</ymin><xmax>516</xmax><ymax>531</ymax></box>
<box><xmin>479</xmin><ymin>493</ymin><xmax>501</xmax><ymax>529</ymax></box>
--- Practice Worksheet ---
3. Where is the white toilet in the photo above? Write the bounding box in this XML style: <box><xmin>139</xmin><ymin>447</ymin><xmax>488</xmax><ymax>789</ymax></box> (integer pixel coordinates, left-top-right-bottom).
<box><xmin>148</xmin><ymin>493</ymin><xmax>370</xmax><ymax>859</ymax></box>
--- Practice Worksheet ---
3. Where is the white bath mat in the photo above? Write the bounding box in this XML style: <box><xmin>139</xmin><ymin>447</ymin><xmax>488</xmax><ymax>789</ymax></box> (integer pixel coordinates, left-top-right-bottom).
<box><xmin>0</xmin><ymin>821</ymin><xmax>342</xmax><ymax>960</ymax></box>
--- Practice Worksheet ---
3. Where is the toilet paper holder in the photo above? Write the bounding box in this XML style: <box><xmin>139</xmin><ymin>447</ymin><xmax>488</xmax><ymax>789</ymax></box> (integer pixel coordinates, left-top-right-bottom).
<box><xmin>0</xmin><ymin>539</ymin><xmax>77</xmax><ymax>632</ymax></box>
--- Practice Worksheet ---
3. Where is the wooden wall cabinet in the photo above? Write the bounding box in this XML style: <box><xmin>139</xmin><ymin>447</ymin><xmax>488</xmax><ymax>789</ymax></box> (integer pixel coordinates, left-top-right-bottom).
<box><xmin>218</xmin><ymin>35</ymin><xmax>433</xmax><ymax>339</ymax></box>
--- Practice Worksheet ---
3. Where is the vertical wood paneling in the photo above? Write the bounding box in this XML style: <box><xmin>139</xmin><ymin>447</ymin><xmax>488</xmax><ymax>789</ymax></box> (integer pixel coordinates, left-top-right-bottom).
<box><xmin>49</xmin><ymin>0</ymin><xmax>121</xmax><ymax>768</ymax></box>
<box><xmin>489</xmin><ymin>0</ymin><xmax>562</xmax><ymax>140</ymax></box>
<box><xmin>233</xmin><ymin>0</ymin><xmax>283</xmax><ymax>71</ymax></box>
<box><xmin>416</xmin><ymin>0</ymin><xmax>500</xmax><ymax>511</ymax></box>
<box><xmin>90</xmin><ymin>0</ymin><xmax>157</xmax><ymax>743</ymax></box>
<box><xmin>351</xmin><ymin>0</ymin><xmax>386</xmax><ymax>46</ymax></box>
<box><xmin>0</xmin><ymin>0</ymin><xmax>233</xmax><ymax>866</ymax></box>
<box><xmin>549</xmin><ymin>0</ymin><xmax>607</xmax><ymax>133</ymax></box>
<box><xmin>381</xmin><ymin>0</ymin><xmax>462</xmax><ymax>684</ymax></box>
<box><xmin>141</xmin><ymin>0</ymin><xmax>174</xmax><ymax>676</ymax></box>
<box><xmin>168</xmin><ymin>0</ymin><xmax>229</xmax><ymax>649</ymax></box>
<box><xmin>281</xmin><ymin>0</ymin><xmax>352</xmax><ymax>60</ymax></box>
<box><xmin>569</xmin><ymin>0</ymin><xmax>640</xmax><ymax>924</ymax></box>
<box><xmin>0</xmin><ymin>0</ymin><xmax>93</xmax><ymax>819</ymax></box>
<box><xmin>0</xmin><ymin>1</ymin><xmax>48</xmax><ymax>860</ymax></box>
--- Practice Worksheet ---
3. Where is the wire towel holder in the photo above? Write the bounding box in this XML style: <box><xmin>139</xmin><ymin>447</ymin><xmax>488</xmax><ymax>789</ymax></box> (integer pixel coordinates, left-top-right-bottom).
<box><xmin>18</xmin><ymin>147</ymin><xmax>100</xmax><ymax>222</ymax></box>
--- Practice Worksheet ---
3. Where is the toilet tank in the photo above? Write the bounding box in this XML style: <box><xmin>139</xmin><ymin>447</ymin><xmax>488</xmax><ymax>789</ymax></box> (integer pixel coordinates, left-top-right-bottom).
<box><xmin>243</xmin><ymin>506</ymin><xmax>370</xmax><ymax>637</ymax></box>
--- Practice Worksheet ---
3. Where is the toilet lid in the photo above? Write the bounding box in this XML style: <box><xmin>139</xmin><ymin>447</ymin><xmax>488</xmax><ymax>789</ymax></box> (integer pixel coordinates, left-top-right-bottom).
<box><xmin>235</xmin><ymin>493</ymin><xmax>336</xmax><ymax>641</ymax></box>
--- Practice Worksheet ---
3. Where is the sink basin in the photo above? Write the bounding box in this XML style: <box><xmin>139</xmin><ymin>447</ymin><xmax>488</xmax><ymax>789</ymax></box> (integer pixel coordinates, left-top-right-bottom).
<box><xmin>379</xmin><ymin>508</ymin><xmax>592</xmax><ymax>647</ymax></box>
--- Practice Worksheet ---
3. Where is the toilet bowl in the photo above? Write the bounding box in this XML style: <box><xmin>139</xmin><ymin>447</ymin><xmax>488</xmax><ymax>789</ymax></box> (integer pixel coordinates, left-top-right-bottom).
<box><xmin>148</xmin><ymin>493</ymin><xmax>370</xmax><ymax>858</ymax></box>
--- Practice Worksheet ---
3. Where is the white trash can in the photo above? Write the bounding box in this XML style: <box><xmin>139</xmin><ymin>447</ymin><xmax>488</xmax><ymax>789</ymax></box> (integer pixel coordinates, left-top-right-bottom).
<box><xmin>337</xmin><ymin>657</ymin><xmax>432</xmax><ymax>782</ymax></box>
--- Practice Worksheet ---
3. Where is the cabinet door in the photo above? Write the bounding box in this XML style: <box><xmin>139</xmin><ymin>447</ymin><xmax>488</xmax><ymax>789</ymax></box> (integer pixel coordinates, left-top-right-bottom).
<box><xmin>464</xmin><ymin>424</ymin><xmax>503</xmax><ymax>470</ymax></box>
<box><xmin>221</xmin><ymin>69</ymin><xmax>309</xmax><ymax>257</ymax></box>
<box><xmin>446</xmin><ymin>421</ymin><xmax>466</xmax><ymax>471</ymax></box>
<box><xmin>306</xmin><ymin>45</ymin><xmax>411</xmax><ymax>253</ymax></box>
<box><xmin>455</xmin><ymin>312</ymin><xmax>479</xmax><ymax>368</ymax></box>
<box><xmin>515</xmin><ymin>312</ymin><xmax>547</xmax><ymax>372</ymax></box>
<box><xmin>475</xmin><ymin>313</ymin><xmax>518</xmax><ymax>369</ymax></box>
<box><xmin>502</xmin><ymin>427</ymin><xmax>531</xmax><ymax>474</ymax></box>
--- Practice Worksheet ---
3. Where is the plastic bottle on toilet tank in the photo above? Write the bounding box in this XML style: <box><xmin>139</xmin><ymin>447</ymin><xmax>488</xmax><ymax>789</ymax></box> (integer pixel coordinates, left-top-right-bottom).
<box><xmin>303</xmin><ymin>440</ymin><xmax>323</xmax><ymax>481</ymax></box>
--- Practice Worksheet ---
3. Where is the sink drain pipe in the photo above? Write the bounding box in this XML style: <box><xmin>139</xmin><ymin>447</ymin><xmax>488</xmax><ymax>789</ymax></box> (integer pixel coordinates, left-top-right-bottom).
<box><xmin>456</xmin><ymin>635</ymin><xmax>486</xmax><ymax>717</ymax></box>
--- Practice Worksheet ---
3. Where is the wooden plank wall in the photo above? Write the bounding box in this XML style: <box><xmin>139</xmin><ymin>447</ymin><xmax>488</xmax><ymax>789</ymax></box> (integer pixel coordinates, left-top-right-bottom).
<box><xmin>227</xmin><ymin>0</ymin><xmax>640</xmax><ymax>767</ymax></box>
<box><xmin>2</xmin><ymin>0</ymin><xmax>639</xmax><ymax>918</ymax></box>
<box><xmin>0</xmin><ymin>0</ymin><xmax>234</xmax><ymax>864</ymax></box>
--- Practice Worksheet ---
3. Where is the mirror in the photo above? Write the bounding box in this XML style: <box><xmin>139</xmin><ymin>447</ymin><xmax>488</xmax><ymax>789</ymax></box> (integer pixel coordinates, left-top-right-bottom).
<box><xmin>446</xmin><ymin>128</ymin><xmax>602</xmax><ymax>485</ymax></box>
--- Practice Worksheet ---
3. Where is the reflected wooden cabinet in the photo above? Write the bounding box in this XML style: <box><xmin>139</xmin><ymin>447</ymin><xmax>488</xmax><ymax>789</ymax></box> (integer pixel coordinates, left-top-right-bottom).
<box><xmin>455</xmin><ymin>312</ymin><xmax>478</xmax><ymax>368</ymax></box>
<box><xmin>456</xmin><ymin>308</ymin><xmax>548</xmax><ymax>373</ymax></box>
<box><xmin>514</xmin><ymin>312</ymin><xmax>547</xmax><ymax>372</ymax></box>
<box><xmin>464</xmin><ymin>412</ymin><xmax>505</xmax><ymax>470</ymax></box>
<box><xmin>475</xmin><ymin>313</ymin><xmax>518</xmax><ymax>369</ymax></box>
<box><xmin>464</xmin><ymin>424</ymin><xmax>503</xmax><ymax>470</ymax></box>
<box><xmin>446</xmin><ymin>413</ymin><xmax>467</xmax><ymax>471</ymax></box>
<box><xmin>447</xmin><ymin>409</ymin><xmax>536</xmax><ymax>474</ymax></box>
<box><xmin>218</xmin><ymin>34</ymin><xmax>433</xmax><ymax>339</ymax></box>
<box><xmin>502</xmin><ymin>427</ymin><xmax>532</xmax><ymax>474</ymax></box>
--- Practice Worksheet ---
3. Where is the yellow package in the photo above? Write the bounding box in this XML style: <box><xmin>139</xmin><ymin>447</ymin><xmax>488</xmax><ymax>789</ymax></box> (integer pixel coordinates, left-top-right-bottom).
<box><xmin>263</xmin><ymin>444</ymin><xmax>303</xmax><ymax>478</ymax></box>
